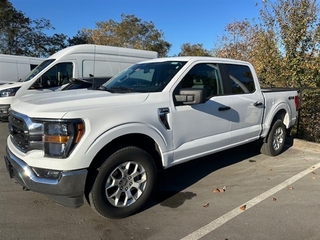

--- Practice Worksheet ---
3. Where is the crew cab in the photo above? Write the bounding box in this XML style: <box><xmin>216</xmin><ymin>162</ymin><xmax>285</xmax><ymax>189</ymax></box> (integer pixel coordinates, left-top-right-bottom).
<box><xmin>4</xmin><ymin>57</ymin><xmax>299</xmax><ymax>219</ymax></box>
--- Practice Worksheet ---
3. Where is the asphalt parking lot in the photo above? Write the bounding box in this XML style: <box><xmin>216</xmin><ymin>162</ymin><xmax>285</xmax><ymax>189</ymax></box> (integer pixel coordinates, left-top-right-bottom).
<box><xmin>0</xmin><ymin>122</ymin><xmax>319</xmax><ymax>240</ymax></box>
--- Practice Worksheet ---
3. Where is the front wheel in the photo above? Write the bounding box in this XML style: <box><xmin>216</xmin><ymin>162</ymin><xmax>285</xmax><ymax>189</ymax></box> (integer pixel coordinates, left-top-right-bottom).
<box><xmin>261</xmin><ymin>119</ymin><xmax>286</xmax><ymax>156</ymax></box>
<box><xmin>88</xmin><ymin>146</ymin><xmax>157</xmax><ymax>219</ymax></box>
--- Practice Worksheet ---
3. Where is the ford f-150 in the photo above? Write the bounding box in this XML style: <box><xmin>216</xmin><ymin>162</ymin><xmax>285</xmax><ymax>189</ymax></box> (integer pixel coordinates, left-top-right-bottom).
<box><xmin>4</xmin><ymin>57</ymin><xmax>299</xmax><ymax>219</ymax></box>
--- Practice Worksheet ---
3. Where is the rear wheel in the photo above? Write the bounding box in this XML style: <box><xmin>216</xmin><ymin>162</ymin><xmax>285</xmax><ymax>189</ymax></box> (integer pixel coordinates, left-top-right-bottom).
<box><xmin>261</xmin><ymin>119</ymin><xmax>286</xmax><ymax>156</ymax></box>
<box><xmin>88</xmin><ymin>146</ymin><xmax>157</xmax><ymax>219</ymax></box>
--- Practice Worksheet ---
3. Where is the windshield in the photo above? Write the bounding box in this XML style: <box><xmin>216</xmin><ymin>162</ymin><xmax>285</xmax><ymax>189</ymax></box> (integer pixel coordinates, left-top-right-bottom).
<box><xmin>100</xmin><ymin>61</ymin><xmax>187</xmax><ymax>93</ymax></box>
<box><xmin>19</xmin><ymin>59</ymin><xmax>55</xmax><ymax>82</ymax></box>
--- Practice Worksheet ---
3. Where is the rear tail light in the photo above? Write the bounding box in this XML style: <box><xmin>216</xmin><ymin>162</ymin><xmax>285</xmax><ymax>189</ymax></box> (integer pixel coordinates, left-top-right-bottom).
<box><xmin>294</xmin><ymin>95</ymin><xmax>299</xmax><ymax>111</ymax></box>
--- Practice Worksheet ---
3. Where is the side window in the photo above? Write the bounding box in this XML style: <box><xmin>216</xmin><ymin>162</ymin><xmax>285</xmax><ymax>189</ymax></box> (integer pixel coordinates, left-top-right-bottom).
<box><xmin>59</xmin><ymin>63</ymin><xmax>73</xmax><ymax>85</ymax></box>
<box><xmin>30</xmin><ymin>64</ymin><xmax>38</xmax><ymax>70</ymax></box>
<box><xmin>39</xmin><ymin>62</ymin><xmax>73</xmax><ymax>88</ymax></box>
<box><xmin>225</xmin><ymin>64</ymin><xmax>255</xmax><ymax>94</ymax></box>
<box><xmin>174</xmin><ymin>63</ymin><xmax>223</xmax><ymax>100</ymax></box>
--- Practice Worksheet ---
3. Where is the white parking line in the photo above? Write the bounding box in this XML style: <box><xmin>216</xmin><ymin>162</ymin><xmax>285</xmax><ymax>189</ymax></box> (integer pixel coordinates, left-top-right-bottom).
<box><xmin>181</xmin><ymin>162</ymin><xmax>320</xmax><ymax>240</ymax></box>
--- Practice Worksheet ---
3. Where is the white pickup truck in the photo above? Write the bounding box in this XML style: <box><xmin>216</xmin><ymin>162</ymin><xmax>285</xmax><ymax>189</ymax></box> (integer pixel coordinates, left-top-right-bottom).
<box><xmin>4</xmin><ymin>57</ymin><xmax>299</xmax><ymax>219</ymax></box>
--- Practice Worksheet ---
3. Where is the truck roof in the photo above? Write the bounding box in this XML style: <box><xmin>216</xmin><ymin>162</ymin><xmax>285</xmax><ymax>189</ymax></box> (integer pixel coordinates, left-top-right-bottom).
<box><xmin>139</xmin><ymin>56</ymin><xmax>251</xmax><ymax>65</ymax></box>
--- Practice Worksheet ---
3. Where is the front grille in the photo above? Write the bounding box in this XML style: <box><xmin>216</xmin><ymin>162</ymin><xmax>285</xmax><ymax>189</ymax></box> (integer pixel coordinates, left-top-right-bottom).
<box><xmin>8</xmin><ymin>113</ymin><xmax>29</xmax><ymax>152</ymax></box>
<box><xmin>8</xmin><ymin>110</ymin><xmax>44</xmax><ymax>153</ymax></box>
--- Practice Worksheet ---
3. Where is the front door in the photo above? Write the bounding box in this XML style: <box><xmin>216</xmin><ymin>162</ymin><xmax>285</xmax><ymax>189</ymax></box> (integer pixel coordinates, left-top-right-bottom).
<box><xmin>170</xmin><ymin>62</ymin><xmax>235</xmax><ymax>164</ymax></box>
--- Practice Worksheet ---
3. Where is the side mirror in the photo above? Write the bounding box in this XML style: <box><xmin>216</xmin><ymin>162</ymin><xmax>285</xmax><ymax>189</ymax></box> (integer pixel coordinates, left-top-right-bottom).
<box><xmin>175</xmin><ymin>88</ymin><xmax>206</xmax><ymax>105</ymax></box>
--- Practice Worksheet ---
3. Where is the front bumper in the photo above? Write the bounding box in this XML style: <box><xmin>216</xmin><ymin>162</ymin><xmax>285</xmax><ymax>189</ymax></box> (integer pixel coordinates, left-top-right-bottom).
<box><xmin>0</xmin><ymin>104</ymin><xmax>10</xmax><ymax>121</ymax></box>
<box><xmin>4</xmin><ymin>146</ymin><xmax>88</xmax><ymax>208</ymax></box>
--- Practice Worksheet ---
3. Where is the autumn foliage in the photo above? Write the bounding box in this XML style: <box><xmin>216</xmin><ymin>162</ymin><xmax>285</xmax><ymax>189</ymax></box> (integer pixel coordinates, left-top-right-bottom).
<box><xmin>213</xmin><ymin>0</ymin><xmax>320</xmax><ymax>142</ymax></box>
<box><xmin>215</xmin><ymin>0</ymin><xmax>320</xmax><ymax>89</ymax></box>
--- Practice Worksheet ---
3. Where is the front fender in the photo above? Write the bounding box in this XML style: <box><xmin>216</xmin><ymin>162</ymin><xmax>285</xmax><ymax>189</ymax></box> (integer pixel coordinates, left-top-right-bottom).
<box><xmin>85</xmin><ymin>122</ymin><xmax>171</xmax><ymax>164</ymax></box>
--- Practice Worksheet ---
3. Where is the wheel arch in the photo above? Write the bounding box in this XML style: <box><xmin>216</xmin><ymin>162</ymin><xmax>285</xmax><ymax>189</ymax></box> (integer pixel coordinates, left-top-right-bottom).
<box><xmin>262</xmin><ymin>107</ymin><xmax>288</xmax><ymax>141</ymax></box>
<box><xmin>262</xmin><ymin>100</ymin><xmax>292</xmax><ymax>137</ymax></box>
<box><xmin>89</xmin><ymin>133</ymin><xmax>163</xmax><ymax>172</ymax></box>
<box><xmin>84</xmin><ymin>132</ymin><xmax>164</xmax><ymax>204</ymax></box>
<box><xmin>272</xmin><ymin>109</ymin><xmax>287</xmax><ymax>126</ymax></box>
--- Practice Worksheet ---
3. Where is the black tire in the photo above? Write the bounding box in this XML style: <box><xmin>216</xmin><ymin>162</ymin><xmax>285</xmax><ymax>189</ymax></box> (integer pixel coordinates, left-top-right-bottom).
<box><xmin>88</xmin><ymin>146</ymin><xmax>157</xmax><ymax>219</ymax></box>
<box><xmin>261</xmin><ymin>119</ymin><xmax>286</xmax><ymax>156</ymax></box>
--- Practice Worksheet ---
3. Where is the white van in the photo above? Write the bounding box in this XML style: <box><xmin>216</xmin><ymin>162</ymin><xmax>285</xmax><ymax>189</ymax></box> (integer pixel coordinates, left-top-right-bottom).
<box><xmin>0</xmin><ymin>44</ymin><xmax>158</xmax><ymax>121</ymax></box>
<box><xmin>0</xmin><ymin>54</ymin><xmax>43</xmax><ymax>84</ymax></box>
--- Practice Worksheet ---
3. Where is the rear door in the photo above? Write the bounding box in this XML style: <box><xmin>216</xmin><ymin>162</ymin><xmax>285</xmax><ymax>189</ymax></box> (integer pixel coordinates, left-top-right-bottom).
<box><xmin>223</xmin><ymin>63</ymin><xmax>264</xmax><ymax>145</ymax></box>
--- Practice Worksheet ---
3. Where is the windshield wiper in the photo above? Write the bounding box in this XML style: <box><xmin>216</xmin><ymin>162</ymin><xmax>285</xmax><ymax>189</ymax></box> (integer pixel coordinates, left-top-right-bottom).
<box><xmin>104</xmin><ymin>86</ymin><xmax>133</xmax><ymax>93</ymax></box>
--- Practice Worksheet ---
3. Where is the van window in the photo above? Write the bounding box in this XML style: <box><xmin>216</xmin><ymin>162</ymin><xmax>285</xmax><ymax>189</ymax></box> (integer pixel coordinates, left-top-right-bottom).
<box><xmin>31</xmin><ymin>62</ymin><xmax>73</xmax><ymax>89</ymax></box>
<box><xmin>21</xmin><ymin>59</ymin><xmax>54</xmax><ymax>82</ymax></box>
<box><xmin>30</xmin><ymin>64</ymin><xmax>38</xmax><ymax>70</ymax></box>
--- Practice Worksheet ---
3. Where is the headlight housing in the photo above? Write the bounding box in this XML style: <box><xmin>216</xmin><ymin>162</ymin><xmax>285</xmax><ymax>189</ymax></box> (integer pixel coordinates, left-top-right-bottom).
<box><xmin>0</xmin><ymin>87</ymin><xmax>20</xmax><ymax>97</ymax></box>
<box><xmin>9</xmin><ymin>110</ymin><xmax>85</xmax><ymax>158</ymax></box>
<box><xmin>43</xmin><ymin>120</ymin><xmax>84</xmax><ymax>158</ymax></box>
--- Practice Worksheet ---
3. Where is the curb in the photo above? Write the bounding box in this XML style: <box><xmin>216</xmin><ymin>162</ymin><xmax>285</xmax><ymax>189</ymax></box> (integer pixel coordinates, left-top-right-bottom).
<box><xmin>291</xmin><ymin>138</ymin><xmax>320</xmax><ymax>152</ymax></box>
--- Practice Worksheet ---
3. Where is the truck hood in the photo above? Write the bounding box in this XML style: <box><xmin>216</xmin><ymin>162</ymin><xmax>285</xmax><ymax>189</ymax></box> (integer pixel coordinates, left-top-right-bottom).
<box><xmin>11</xmin><ymin>89</ymin><xmax>149</xmax><ymax>119</ymax></box>
<box><xmin>0</xmin><ymin>81</ymin><xmax>24</xmax><ymax>90</ymax></box>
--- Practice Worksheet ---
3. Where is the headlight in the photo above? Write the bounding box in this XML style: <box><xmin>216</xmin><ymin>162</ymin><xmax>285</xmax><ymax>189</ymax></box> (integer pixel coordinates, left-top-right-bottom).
<box><xmin>9</xmin><ymin>110</ymin><xmax>85</xmax><ymax>158</ymax></box>
<box><xmin>43</xmin><ymin>120</ymin><xmax>84</xmax><ymax>158</ymax></box>
<box><xmin>0</xmin><ymin>87</ymin><xmax>20</xmax><ymax>97</ymax></box>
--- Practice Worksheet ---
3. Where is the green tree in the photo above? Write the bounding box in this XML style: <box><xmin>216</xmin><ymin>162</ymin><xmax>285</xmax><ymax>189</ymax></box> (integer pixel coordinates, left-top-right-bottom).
<box><xmin>0</xmin><ymin>0</ymin><xmax>68</xmax><ymax>57</ymax></box>
<box><xmin>67</xmin><ymin>30</ymin><xmax>89</xmax><ymax>46</ymax></box>
<box><xmin>82</xmin><ymin>14</ymin><xmax>171</xmax><ymax>57</ymax></box>
<box><xmin>0</xmin><ymin>0</ymin><xmax>32</xmax><ymax>55</ymax></box>
<box><xmin>46</xmin><ymin>33</ymin><xmax>68</xmax><ymax>56</ymax></box>
<box><xmin>178</xmin><ymin>43</ymin><xmax>211</xmax><ymax>56</ymax></box>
